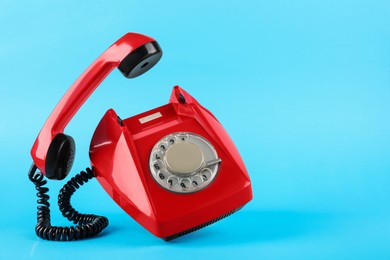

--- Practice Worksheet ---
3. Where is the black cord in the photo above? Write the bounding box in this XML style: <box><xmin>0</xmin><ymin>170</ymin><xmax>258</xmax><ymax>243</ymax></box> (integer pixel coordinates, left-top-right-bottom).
<box><xmin>28</xmin><ymin>163</ymin><xmax>109</xmax><ymax>241</ymax></box>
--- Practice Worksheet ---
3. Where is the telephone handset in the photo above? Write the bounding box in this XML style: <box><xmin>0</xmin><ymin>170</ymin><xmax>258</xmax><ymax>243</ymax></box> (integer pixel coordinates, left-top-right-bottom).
<box><xmin>28</xmin><ymin>32</ymin><xmax>253</xmax><ymax>241</ymax></box>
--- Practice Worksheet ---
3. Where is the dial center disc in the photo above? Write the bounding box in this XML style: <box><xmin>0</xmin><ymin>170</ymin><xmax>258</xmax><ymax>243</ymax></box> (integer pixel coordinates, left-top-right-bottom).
<box><xmin>165</xmin><ymin>142</ymin><xmax>204</xmax><ymax>175</ymax></box>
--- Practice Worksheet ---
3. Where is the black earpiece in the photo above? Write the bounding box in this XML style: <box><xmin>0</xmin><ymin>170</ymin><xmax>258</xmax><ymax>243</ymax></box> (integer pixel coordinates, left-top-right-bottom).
<box><xmin>118</xmin><ymin>41</ymin><xmax>162</xmax><ymax>78</ymax></box>
<box><xmin>45</xmin><ymin>133</ymin><xmax>75</xmax><ymax>180</ymax></box>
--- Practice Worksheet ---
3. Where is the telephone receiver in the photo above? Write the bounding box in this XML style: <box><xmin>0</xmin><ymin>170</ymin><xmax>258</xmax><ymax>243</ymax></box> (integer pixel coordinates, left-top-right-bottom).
<box><xmin>29</xmin><ymin>32</ymin><xmax>253</xmax><ymax>241</ymax></box>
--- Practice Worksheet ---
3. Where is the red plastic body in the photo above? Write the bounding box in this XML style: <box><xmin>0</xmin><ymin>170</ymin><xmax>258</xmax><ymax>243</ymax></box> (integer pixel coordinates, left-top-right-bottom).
<box><xmin>31</xmin><ymin>33</ymin><xmax>156</xmax><ymax>174</ymax></box>
<box><xmin>90</xmin><ymin>86</ymin><xmax>253</xmax><ymax>238</ymax></box>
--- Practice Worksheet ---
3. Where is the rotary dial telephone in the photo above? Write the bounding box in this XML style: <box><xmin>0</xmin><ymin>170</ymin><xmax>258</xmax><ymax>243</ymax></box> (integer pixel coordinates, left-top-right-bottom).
<box><xmin>28</xmin><ymin>32</ymin><xmax>253</xmax><ymax>241</ymax></box>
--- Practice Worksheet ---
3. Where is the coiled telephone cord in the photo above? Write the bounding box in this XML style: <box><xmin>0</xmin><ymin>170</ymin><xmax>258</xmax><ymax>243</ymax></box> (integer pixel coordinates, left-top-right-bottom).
<box><xmin>28</xmin><ymin>164</ymin><xmax>109</xmax><ymax>241</ymax></box>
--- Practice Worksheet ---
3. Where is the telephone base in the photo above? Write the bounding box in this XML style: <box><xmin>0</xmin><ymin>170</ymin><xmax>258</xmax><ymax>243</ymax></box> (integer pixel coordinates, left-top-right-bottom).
<box><xmin>90</xmin><ymin>86</ymin><xmax>253</xmax><ymax>239</ymax></box>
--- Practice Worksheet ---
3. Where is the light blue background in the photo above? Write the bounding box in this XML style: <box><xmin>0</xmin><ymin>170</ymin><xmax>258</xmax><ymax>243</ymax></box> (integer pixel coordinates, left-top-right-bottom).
<box><xmin>1</xmin><ymin>0</ymin><xmax>389</xmax><ymax>259</ymax></box>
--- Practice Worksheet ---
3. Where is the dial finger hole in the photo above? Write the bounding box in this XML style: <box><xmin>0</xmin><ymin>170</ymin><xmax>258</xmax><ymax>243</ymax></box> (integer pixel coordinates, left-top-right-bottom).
<box><xmin>158</xmin><ymin>141</ymin><xmax>168</xmax><ymax>151</ymax></box>
<box><xmin>153</xmin><ymin>151</ymin><xmax>163</xmax><ymax>161</ymax></box>
<box><xmin>167</xmin><ymin>176</ymin><xmax>179</xmax><ymax>187</ymax></box>
<box><xmin>158</xmin><ymin>171</ymin><xmax>166</xmax><ymax>180</ymax></box>
<box><xmin>167</xmin><ymin>136</ymin><xmax>176</xmax><ymax>145</ymax></box>
<box><xmin>180</xmin><ymin>178</ymin><xmax>191</xmax><ymax>189</ymax></box>
<box><xmin>191</xmin><ymin>175</ymin><xmax>203</xmax><ymax>187</ymax></box>
<box><xmin>177</xmin><ymin>133</ymin><xmax>189</xmax><ymax>142</ymax></box>
<box><xmin>152</xmin><ymin>161</ymin><xmax>163</xmax><ymax>171</ymax></box>
<box><xmin>200</xmin><ymin>168</ymin><xmax>212</xmax><ymax>181</ymax></box>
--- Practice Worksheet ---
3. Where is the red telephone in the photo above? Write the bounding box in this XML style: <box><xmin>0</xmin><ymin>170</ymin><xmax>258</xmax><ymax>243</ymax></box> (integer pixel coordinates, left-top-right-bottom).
<box><xmin>28</xmin><ymin>32</ymin><xmax>253</xmax><ymax>241</ymax></box>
